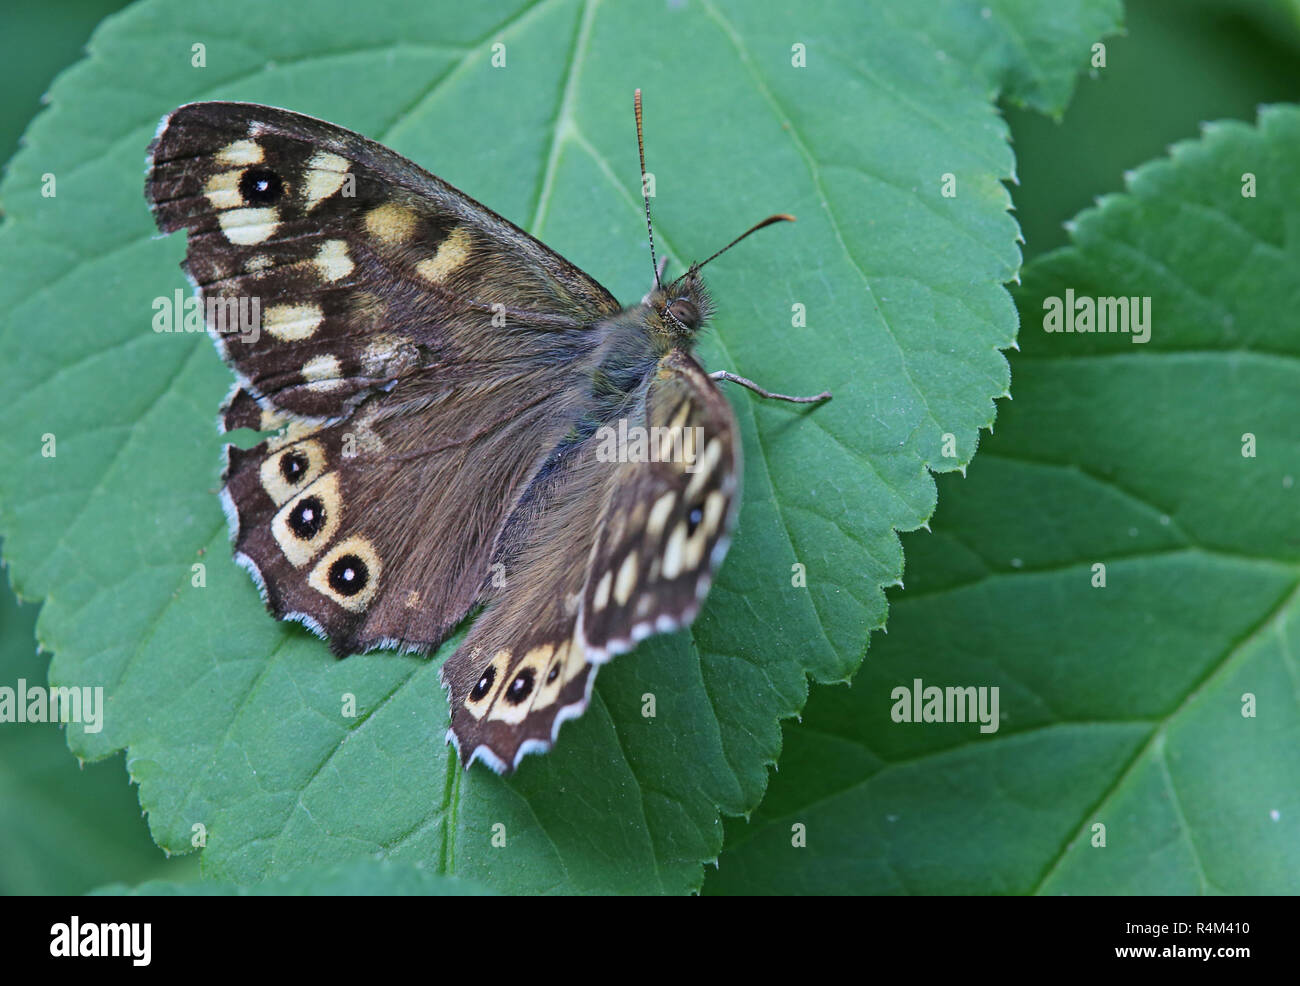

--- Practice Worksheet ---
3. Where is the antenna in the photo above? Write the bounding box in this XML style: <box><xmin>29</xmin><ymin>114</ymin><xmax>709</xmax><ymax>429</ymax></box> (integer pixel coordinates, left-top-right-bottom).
<box><xmin>693</xmin><ymin>213</ymin><xmax>796</xmax><ymax>273</ymax></box>
<box><xmin>634</xmin><ymin>89</ymin><xmax>660</xmax><ymax>287</ymax></box>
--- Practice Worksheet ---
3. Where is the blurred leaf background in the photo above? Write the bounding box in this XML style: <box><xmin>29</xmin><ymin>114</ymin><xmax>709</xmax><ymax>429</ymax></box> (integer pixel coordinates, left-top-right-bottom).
<box><xmin>1</xmin><ymin>0</ymin><xmax>1296</xmax><ymax>893</ymax></box>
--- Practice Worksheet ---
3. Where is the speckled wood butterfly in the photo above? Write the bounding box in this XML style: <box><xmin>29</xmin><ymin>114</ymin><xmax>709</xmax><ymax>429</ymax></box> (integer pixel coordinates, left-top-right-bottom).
<box><xmin>145</xmin><ymin>92</ymin><xmax>828</xmax><ymax>772</ymax></box>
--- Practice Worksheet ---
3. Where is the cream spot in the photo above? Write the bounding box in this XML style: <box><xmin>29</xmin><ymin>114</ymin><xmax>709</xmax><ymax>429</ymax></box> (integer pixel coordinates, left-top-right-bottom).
<box><xmin>681</xmin><ymin>527</ymin><xmax>707</xmax><ymax>571</ymax></box>
<box><xmin>668</xmin><ymin>400</ymin><xmax>692</xmax><ymax>431</ymax></box>
<box><xmin>203</xmin><ymin>170</ymin><xmax>243</xmax><ymax>210</ymax></box>
<box><xmin>364</xmin><ymin>202</ymin><xmax>417</xmax><ymax>244</ymax></box>
<box><xmin>245</xmin><ymin>254</ymin><xmax>274</xmax><ymax>274</ymax></box>
<box><xmin>415</xmin><ymin>227</ymin><xmax>471</xmax><ymax>283</ymax></box>
<box><xmin>680</xmin><ymin>424</ymin><xmax>701</xmax><ymax>467</ymax></box>
<box><xmin>303</xmin><ymin>152</ymin><xmax>350</xmax><ymax>208</ymax></box>
<box><xmin>647</xmin><ymin>491</ymin><xmax>676</xmax><ymax>539</ymax></box>
<box><xmin>313</xmin><ymin>239</ymin><xmax>354</xmax><ymax>283</ymax></box>
<box><xmin>265</xmin><ymin>419</ymin><xmax>325</xmax><ymax>452</ymax></box>
<box><xmin>563</xmin><ymin>635</ymin><xmax>588</xmax><ymax>683</ymax></box>
<box><xmin>302</xmin><ymin>353</ymin><xmax>342</xmax><ymax>391</ymax></box>
<box><xmin>591</xmin><ymin>570</ymin><xmax>612</xmax><ymax>611</ymax></box>
<box><xmin>662</xmin><ymin>522</ymin><xmax>687</xmax><ymax>580</ymax></box>
<box><xmin>264</xmin><ymin>303</ymin><xmax>324</xmax><ymax>342</ymax></box>
<box><xmin>258</xmin><ymin>406</ymin><xmax>287</xmax><ymax>431</ymax></box>
<box><xmin>404</xmin><ymin>589</ymin><xmax>421</xmax><ymax>608</ymax></box>
<box><xmin>613</xmin><ymin>551</ymin><xmax>639</xmax><ymax>606</ymax></box>
<box><xmin>685</xmin><ymin>438</ymin><xmax>723</xmax><ymax>499</ymax></box>
<box><xmin>534</xmin><ymin>641</ymin><xmax>570</xmax><ymax>709</ymax></box>
<box><xmin>219</xmin><ymin>207</ymin><xmax>280</xmax><ymax>245</ymax></box>
<box><xmin>657</xmin><ymin>426</ymin><xmax>683</xmax><ymax>463</ymax></box>
<box><xmin>523</xmin><ymin>644</ymin><xmax>555</xmax><ymax>668</ymax></box>
<box><xmin>216</xmin><ymin>140</ymin><xmax>264</xmax><ymax>166</ymax></box>
<box><xmin>703</xmin><ymin>490</ymin><xmax>726</xmax><ymax>535</ymax></box>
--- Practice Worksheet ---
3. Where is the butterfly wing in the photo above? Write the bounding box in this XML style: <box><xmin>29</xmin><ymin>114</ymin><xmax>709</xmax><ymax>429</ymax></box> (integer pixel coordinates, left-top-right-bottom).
<box><xmin>147</xmin><ymin>101</ymin><xmax>618</xmax><ymax>419</ymax></box>
<box><xmin>579</xmin><ymin>349</ymin><xmax>741</xmax><ymax>656</ymax></box>
<box><xmin>216</xmin><ymin>368</ymin><xmax>589</xmax><ymax>655</ymax></box>
<box><xmin>146</xmin><ymin>102</ymin><xmax>621</xmax><ymax>653</ymax></box>
<box><xmin>442</xmin><ymin>349</ymin><xmax>741</xmax><ymax>771</ymax></box>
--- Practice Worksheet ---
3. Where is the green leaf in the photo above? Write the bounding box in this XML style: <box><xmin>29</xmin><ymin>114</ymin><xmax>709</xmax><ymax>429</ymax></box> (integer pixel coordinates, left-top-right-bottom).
<box><xmin>0</xmin><ymin>569</ymin><xmax>199</xmax><ymax>893</ymax></box>
<box><xmin>92</xmin><ymin>857</ymin><xmax>492</xmax><ymax>895</ymax></box>
<box><xmin>0</xmin><ymin>0</ymin><xmax>1114</xmax><ymax>893</ymax></box>
<box><xmin>708</xmin><ymin>106</ymin><xmax>1300</xmax><ymax>895</ymax></box>
<box><xmin>1005</xmin><ymin>0</ymin><xmax>1300</xmax><ymax>263</ymax></box>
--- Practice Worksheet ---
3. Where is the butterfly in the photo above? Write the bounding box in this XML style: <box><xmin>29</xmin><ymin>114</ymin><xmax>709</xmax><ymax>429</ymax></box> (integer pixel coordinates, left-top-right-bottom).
<box><xmin>145</xmin><ymin>91</ymin><xmax>829</xmax><ymax>772</ymax></box>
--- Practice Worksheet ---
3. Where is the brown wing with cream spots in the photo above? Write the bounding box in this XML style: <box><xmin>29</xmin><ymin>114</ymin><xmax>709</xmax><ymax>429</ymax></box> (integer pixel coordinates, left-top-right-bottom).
<box><xmin>146</xmin><ymin>101</ymin><xmax>620</xmax><ymax>420</ymax></box>
<box><xmin>218</xmin><ymin>346</ymin><xmax>591</xmax><ymax>657</ymax></box>
<box><xmin>579</xmin><ymin>348</ymin><xmax>740</xmax><ymax>658</ymax></box>
<box><xmin>438</xmin><ymin>439</ymin><xmax>603</xmax><ymax>772</ymax></box>
<box><xmin>146</xmin><ymin>101</ymin><xmax>623</xmax><ymax>656</ymax></box>
<box><xmin>441</xmin><ymin>348</ymin><xmax>739</xmax><ymax>771</ymax></box>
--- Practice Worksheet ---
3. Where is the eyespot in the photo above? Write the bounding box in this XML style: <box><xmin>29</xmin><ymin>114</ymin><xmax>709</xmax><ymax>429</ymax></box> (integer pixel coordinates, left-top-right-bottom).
<box><xmin>240</xmin><ymin>168</ymin><xmax>283</xmax><ymax>204</ymax></box>
<box><xmin>328</xmin><ymin>553</ymin><xmax>368</xmax><ymax>596</ymax></box>
<box><xmin>308</xmin><ymin>536</ymin><xmax>381</xmax><ymax>611</ymax></box>
<box><xmin>505</xmin><ymin>667</ymin><xmax>536</xmax><ymax>705</ymax></box>
<box><xmin>287</xmin><ymin>496</ymin><xmax>326</xmax><ymax>539</ymax></box>
<box><xmin>686</xmin><ymin>504</ymin><xmax>704</xmax><ymax>536</ymax></box>
<box><xmin>470</xmin><ymin>665</ymin><xmax>497</xmax><ymax>703</ymax></box>
<box><xmin>280</xmin><ymin>450</ymin><xmax>309</xmax><ymax>484</ymax></box>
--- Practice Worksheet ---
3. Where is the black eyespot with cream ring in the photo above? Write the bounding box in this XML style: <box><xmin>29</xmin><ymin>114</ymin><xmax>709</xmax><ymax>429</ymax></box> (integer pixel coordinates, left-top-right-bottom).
<box><xmin>240</xmin><ymin>168</ymin><xmax>283</xmax><ymax>204</ymax></box>
<box><xmin>470</xmin><ymin>665</ymin><xmax>496</xmax><ymax>703</ymax></box>
<box><xmin>287</xmin><ymin>496</ymin><xmax>326</xmax><ymax>540</ymax></box>
<box><xmin>546</xmin><ymin>663</ymin><xmax>560</xmax><ymax>685</ymax></box>
<box><xmin>686</xmin><ymin>505</ymin><xmax>704</xmax><ymax>536</ymax></box>
<box><xmin>505</xmin><ymin>668</ymin><xmax>536</xmax><ymax>705</ymax></box>
<box><xmin>328</xmin><ymin>553</ymin><xmax>368</xmax><ymax>596</ymax></box>
<box><xmin>279</xmin><ymin>450</ymin><xmax>309</xmax><ymax>484</ymax></box>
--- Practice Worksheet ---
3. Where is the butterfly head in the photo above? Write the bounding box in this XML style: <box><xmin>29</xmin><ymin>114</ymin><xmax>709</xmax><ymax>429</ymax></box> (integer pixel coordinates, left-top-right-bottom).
<box><xmin>630</xmin><ymin>91</ymin><xmax>788</xmax><ymax>349</ymax></box>
<box><xmin>643</xmin><ymin>268</ymin><xmax>714</xmax><ymax>343</ymax></box>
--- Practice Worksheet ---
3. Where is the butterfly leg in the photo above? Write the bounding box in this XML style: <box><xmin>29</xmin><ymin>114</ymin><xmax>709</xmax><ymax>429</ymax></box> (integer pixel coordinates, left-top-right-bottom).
<box><xmin>709</xmin><ymin>370</ymin><xmax>831</xmax><ymax>404</ymax></box>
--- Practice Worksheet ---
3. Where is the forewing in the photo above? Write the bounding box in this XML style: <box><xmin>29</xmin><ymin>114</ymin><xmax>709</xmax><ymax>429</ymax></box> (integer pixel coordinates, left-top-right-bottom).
<box><xmin>146</xmin><ymin>100</ymin><xmax>619</xmax><ymax>419</ymax></box>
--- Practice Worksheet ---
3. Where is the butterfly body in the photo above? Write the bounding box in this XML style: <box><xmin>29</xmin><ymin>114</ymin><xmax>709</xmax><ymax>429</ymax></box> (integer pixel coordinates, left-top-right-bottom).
<box><xmin>146</xmin><ymin>100</ymin><xmax>804</xmax><ymax>772</ymax></box>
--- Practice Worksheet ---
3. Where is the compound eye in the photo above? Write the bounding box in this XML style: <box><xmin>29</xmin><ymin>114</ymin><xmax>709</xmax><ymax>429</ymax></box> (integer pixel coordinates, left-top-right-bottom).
<box><xmin>666</xmin><ymin>299</ymin><xmax>700</xmax><ymax>329</ymax></box>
